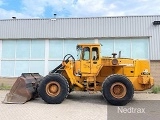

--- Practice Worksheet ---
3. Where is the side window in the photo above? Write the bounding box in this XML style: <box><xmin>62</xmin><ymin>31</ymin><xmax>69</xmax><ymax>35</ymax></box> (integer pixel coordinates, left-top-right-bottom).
<box><xmin>82</xmin><ymin>47</ymin><xmax>90</xmax><ymax>60</ymax></box>
<box><xmin>92</xmin><ymin>47</ymin><xmax>99</xmax><ymax>60</ymax></box>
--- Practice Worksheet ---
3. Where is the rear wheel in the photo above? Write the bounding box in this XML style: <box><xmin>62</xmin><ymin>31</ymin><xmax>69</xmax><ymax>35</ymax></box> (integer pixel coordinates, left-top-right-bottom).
<box><xmin>38</xmin><ymin>74</ymin><xmax>69</xmax><ymax>104</ymax></box>
<box><xmin>102</xmin><ymin>74</ymin><xmax>134</xmax><ymax>106</ymax></box>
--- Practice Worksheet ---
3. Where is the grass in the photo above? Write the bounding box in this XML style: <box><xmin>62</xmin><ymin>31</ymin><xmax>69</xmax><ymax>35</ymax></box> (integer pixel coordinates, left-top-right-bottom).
<box><xmin>151</xmin><ymin>85</ymin><xmax>160</xmax><ymax>94</ymax></box>
<box><xmin>0</xmin><ymin>83</ymin><xmax>12</xmax><ymax>90</ymax></box>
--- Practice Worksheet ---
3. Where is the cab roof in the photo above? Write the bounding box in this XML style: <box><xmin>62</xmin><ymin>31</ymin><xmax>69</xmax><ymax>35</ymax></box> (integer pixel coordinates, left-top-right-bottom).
<box><xmin>77</xmin><ymin>43</ymin><xmax>101</xmax><ymax>46</ymax></box>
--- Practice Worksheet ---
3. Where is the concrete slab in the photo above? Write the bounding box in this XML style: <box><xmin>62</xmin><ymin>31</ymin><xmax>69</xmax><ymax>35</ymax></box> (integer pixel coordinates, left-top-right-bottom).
<box><xmin>0</xmin><ymin>90</ymin><xmax>160</xmax><ymax>120</ymax></box>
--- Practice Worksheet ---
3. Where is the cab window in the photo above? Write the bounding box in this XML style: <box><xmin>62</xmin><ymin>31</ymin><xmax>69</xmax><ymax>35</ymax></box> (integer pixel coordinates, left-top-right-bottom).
<box><xmin>82</xmin><ymin>47</ymin><xmax>90</xmax><ymax>60</ymax></box>
<box><xmin>76</xmin><ymin>46</ymin><xmax>82</xmax><ymax>60</ymax></box>
<box><xmin>92</xmin><ymin>47</ymin><xmax>99</xmax><ymax>60</ymax></box>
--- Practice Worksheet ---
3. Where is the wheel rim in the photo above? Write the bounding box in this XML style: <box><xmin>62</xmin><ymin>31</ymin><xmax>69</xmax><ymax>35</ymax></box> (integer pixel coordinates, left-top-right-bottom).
<box><xmin>110</xmin><ymin>82</ymin><xmax>127</xmax><ymax>99</ymax></box>
<box><xmin>46</xmin><ymin>81</ymin><xmax>61</xmax><ymax>97</ymax></box>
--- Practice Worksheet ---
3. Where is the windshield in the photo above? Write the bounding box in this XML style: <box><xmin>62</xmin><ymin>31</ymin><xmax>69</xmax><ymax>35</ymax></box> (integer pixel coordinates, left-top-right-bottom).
<box><xmin>82</xmin><ymin>47</ymin><xmax>90</xmax><ymax>60</ymax></box>
<box><xmin>76</xmin><ymin>46</ymin><xmax>82</xmax><ymax>60</ymax></box>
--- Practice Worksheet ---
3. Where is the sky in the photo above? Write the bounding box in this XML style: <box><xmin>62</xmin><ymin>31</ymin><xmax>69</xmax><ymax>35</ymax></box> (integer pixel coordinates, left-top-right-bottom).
<box><xmin>0</xmin><ymin>0</ymin><xmax>160</xmax><ymax>19</ymax></box>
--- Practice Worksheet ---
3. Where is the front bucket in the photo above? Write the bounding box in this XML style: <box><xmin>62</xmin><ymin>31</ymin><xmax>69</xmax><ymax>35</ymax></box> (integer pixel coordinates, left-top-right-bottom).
<box><xmin>3</xmin><ymin>73</ymin><xmax>43</xmax><ymax>104</ymax></box>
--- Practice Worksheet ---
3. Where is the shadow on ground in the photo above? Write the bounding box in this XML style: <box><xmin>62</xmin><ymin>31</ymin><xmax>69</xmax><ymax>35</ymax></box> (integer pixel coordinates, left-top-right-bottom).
<box><xmin>31</xmin><ymin>91</ymin><xmax>107</xmax><ymax>105</ymax></box>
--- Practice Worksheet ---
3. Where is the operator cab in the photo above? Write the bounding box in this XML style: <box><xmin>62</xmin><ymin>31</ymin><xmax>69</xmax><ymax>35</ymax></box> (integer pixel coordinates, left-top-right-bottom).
<box><xmin>76</xmin><ymin>44</ymin><xmax>101</xmax><ymax>74</ymax></box>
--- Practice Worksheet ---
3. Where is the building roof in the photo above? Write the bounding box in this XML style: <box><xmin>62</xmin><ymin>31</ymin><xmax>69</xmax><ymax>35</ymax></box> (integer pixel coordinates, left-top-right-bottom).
<box><xmin>0</xmin><ymin>15</ymin><xmax>160</xmax><ymax>39</ymax></box>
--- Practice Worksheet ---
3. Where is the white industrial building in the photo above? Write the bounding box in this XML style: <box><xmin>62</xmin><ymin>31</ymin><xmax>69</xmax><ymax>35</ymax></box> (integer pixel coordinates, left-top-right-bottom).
<box><xmin>0</xmin><ymin>15</ymin><xmax>159</xmax><ymax>83</ymax></box>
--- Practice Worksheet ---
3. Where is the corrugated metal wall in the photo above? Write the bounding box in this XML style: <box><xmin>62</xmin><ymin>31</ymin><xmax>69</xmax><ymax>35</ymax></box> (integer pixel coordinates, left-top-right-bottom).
<box><xmin>0</xmin><ymin>15</ymin><xmax>160</xmax><ymax>60</ymax></box>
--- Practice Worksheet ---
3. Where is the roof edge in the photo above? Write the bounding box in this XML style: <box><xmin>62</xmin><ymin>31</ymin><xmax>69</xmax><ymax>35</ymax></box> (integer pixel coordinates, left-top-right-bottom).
<box><xmin>1</xmin><ymin>15</ymin><xmax>160</xmax><ymax>21</ymax></box>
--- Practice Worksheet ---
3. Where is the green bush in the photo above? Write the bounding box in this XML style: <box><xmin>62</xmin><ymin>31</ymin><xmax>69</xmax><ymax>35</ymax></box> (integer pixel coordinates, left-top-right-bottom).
<box><xmin>152</xmin><ymin>85</ymin><xmax>160</xmax><ymax>94</ymax></box>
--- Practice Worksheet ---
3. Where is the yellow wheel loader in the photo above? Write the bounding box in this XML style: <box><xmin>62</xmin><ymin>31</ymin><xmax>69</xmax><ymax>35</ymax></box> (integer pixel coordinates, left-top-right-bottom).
<box><xmin>3</xmin><ymin>43</ymin><xmax>154</xmax><ymax>106</ymax></box>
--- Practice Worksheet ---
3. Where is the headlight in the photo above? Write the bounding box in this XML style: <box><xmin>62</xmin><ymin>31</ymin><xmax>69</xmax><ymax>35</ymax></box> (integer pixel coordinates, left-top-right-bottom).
<box><xmin>112</xmin><ymin>59</ymin><xmax>118</xmax><ymax>65</ymax></box>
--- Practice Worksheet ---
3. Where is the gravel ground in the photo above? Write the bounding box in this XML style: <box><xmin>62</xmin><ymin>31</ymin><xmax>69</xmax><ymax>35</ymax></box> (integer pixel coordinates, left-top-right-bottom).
<box><xmin>0</xmin><ymin>90</ymin><xmax>160</xmax><ymax>120</ymax></box>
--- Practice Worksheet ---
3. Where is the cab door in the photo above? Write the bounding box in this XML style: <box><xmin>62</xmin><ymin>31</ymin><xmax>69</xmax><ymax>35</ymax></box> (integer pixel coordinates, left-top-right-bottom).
<box><xmin>91</xmin><ymin>47</ymin><xmax>101</xmax><ymax>74</ymax></box>
<box><xmin>80</xmin><ymin>47</ymin><xmax>91</xmax><ymax>73</ymax></box>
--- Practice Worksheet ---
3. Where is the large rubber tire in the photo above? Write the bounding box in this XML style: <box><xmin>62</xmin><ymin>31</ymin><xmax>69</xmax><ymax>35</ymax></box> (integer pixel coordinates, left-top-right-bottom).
<box><xmin>38</xmin><ymin>74</ymin><xmax>69</xmax><ymax>104</ymax></box>
<box><xmin>102</xmin><ymin>74</ymin><xmax>134</xmax><ymax>106</ymax></box>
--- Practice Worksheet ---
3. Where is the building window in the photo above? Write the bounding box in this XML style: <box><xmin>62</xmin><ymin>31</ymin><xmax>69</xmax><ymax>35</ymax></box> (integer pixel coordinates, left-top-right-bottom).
<box><xmin>99</xmin><ymin>38</ymin><xmax>149</xmax><ymax>59</ymax></box>
<box><xmin>16</xmin><ymin>40</ymin><xmax>30</xmax><ymax>59</ymax></box>
<box><xmin>31</xmin><ymin>40</ymin><xmax>45</xmax><ymax>59</ymax></box>
<box><xmin>1</xmin><ymin>40</ymin><xmax>45</xmax><ymax>76</ymax></box>
<box><xmin>2</xmin><ymin>40</ymin><xmax>15</xmax><ymax>59</ymax></box>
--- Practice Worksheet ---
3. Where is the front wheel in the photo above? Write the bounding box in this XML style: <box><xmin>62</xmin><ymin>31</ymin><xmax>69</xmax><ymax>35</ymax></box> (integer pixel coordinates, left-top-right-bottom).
<box><xmin>102</xmin><ymin>74</ymin><xmax>134</xmax><ymax>106</ymax></box>
<box><xmin>38</xmin><ymin>74</ymin><xmax>69</xmax><ymax>104</ymax></box>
